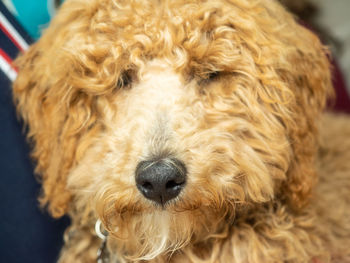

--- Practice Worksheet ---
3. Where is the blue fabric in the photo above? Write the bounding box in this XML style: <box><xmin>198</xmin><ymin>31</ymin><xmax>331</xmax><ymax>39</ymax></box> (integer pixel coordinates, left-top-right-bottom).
<box><xmin>0</xmin><ymin>2</ymin><xmax>69</xmax><ymax>263</ymax></box>
<box><xmin>4</xmin><ymin>0</ymin><xmax>64</xmax><ymax>39</ymax></box>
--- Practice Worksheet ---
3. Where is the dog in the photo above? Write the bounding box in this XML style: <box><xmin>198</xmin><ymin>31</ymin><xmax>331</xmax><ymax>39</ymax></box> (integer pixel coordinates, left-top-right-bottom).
<box><xmin>13</xmin><ymin>0</ymin><xmax>350</xmax><ymax>262</ymax></box>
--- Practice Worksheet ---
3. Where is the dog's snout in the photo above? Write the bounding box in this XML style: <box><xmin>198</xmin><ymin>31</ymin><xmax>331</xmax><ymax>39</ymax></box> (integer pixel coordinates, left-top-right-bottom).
<box><xmin>135</xmin><ymin>158</ymin><xmax>186</xmax><ymax>205</ymax></box>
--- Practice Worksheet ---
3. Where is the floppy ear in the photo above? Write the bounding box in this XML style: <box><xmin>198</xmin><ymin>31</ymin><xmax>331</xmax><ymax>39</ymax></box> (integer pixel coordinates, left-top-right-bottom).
<box><xmin>13</xmin><ymin>44</ymin><xmax>71</xmax><ymax>218</ymax></box>
<box><xmin>12</xmin><ymin>0</ymin><xmax>108</xmax><ymax>218</ymax></box>
<box><xmin>13</xmin><ymin>45</ymin><xmax>102</xmax><ymax>218</ymax></box>
<box><xmin>220</xmin><ymin>0</ymin><xmax>333</xmax><ymax>210</ymax></box>
<box><xmin>271</xmin><ymin>12</ymin><xmax>333</xmax><ymax>210</ymax></box>
<box><xmin>219</xmin><ymin>1</ymin><xmax>333</xmax><ymax>209</ymax></box>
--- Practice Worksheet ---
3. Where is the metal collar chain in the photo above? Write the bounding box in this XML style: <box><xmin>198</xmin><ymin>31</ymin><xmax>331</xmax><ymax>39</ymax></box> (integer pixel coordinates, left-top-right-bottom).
<box><xmin>95</xmin><ymin>219</ymin><xmax>110</xmax><ymax>263</ymax></box>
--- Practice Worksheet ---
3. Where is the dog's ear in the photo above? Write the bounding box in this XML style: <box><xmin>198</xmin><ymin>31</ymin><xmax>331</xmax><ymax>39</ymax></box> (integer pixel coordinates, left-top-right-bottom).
<box><xmin>221</xmin><ymin>1</ymin><xmax>332</xmax><ymax>210</ymax></box>
<box><xmin>13</xmin><ymin>1</ymin><xmax>105</xmax><ymax>218</ymax></box>
<box><xmin>13</xmin><ymin>44</ymin><xmax>71</xmax><ymax>218</ymax></box>
<box><xmin>218</xmin><ymin>1</ymin><xmax>333</xmax><ymax>209</ymax></box>
<box><xmin>271</xmin><ymin>15</ymin><xmax>333</xmax><ymax>210</ymax></box>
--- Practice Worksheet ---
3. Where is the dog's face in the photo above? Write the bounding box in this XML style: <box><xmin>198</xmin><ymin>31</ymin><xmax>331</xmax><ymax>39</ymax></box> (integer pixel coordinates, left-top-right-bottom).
<box><xmin>13</xmin><ymin>0</ymin><xmax>331</xmax><ymax>260</ymax></box>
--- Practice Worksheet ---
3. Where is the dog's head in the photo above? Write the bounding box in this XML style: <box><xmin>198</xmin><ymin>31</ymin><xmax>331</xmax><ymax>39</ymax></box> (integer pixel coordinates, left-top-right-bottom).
<box><xmin>13</xmin><ymin>0</ymin><xmax>332</xmax><ymax>260</ymax></box>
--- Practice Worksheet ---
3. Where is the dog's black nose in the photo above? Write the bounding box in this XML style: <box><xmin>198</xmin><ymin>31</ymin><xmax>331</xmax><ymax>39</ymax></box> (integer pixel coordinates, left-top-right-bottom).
<box><xmin>135</xmin><ymin>158</ymin><xmax>186</xmax><ymax>205</ymax></box>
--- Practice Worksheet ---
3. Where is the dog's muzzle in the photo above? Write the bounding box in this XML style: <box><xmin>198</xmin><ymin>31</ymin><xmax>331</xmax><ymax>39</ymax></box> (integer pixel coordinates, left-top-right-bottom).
<box><xmin>135</xmin><ymin>158</ymin><xmax>187</xmax><ymax>205</ymax></box>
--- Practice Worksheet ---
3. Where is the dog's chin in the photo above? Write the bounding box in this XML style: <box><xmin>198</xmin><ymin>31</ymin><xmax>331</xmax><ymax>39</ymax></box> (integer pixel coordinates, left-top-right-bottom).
<box><xmin>101</xmin><ymin>198</ymin><xmax>234</xmax><ymax>261</ymax></box>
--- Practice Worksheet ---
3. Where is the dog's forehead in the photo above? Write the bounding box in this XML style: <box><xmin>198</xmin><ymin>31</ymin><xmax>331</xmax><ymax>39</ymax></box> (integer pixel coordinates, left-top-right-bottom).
<box><xmin>114</xmin><ymin>59</ymin><xmax>196</xmax><ymax>119</ymax></box>
<box><xmin>127</xmin><ymin>60</ymin><xmax>187</xmax><ymax>100</ymax></box>
<box><xmin>139</xmin><ymin>60</ymin><xmax>181</xmax><ymax>83</ymax></box>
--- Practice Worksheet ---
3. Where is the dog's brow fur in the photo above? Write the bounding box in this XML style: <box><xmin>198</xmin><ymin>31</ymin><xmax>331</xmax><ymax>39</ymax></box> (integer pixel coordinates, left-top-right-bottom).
<box><xmin>12</xmin><ymin>0</ymin><xmax>350</xmax><ymax>262</ymax></box>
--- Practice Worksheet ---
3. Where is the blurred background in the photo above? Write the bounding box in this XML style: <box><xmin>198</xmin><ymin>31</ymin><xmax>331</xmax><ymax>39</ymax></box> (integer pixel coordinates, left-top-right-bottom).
<box><xmin>316</xmin><ymin>0</ymin><xmax>350</xmax><ymax>92</ymax></box>
<box><xmin>281</xmin><ymin>0</ymin><xmax>350</xmax><ymax>92</ymax></box>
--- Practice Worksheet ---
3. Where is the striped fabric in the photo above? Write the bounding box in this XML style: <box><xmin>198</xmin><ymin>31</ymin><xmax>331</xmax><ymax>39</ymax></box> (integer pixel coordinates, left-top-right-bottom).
<box><xmin>0</xmin><ymin>1</ymin><xmax>31</xmax><ymax>82</ymax></box>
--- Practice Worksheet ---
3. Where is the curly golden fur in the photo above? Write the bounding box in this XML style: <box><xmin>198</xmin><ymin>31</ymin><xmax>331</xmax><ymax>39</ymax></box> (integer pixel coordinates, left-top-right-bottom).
<box><xmin>12</xmin><ymin>0</ymin><xmax>350</xmax><ymax>262</ymax></box>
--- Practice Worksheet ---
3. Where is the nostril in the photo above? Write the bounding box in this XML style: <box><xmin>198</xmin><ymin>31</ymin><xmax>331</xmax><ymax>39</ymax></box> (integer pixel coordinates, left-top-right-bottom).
<box><xmin>166</xmin><ymin>180</ymin><xmax>177</xmax><ymax>189</ymax></box>
<box><xmin>142</xmin><ymin>182</ymin><xmax>153</xmax><ymax>191</ymax></box>
<box><xmin>165</xmin><ymin>180</ymin><xmax>183</xmax><ymax>190</ymax></box>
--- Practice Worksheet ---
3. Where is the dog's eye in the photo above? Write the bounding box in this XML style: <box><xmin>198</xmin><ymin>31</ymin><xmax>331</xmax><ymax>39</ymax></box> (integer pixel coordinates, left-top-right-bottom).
<box><xmin>207</xmin><ymin>71</ymin><xmax>220</xmax><ymax>80</ymax></box>
<box><xmin>199</xmin><ymin>71</ymin><xmax>221</xmax><ymax>85</ymax></box>
<box><xmin>117</xmin><ymin>71</ymin><xmax>134</xmax><ymax>89</ymax></box>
